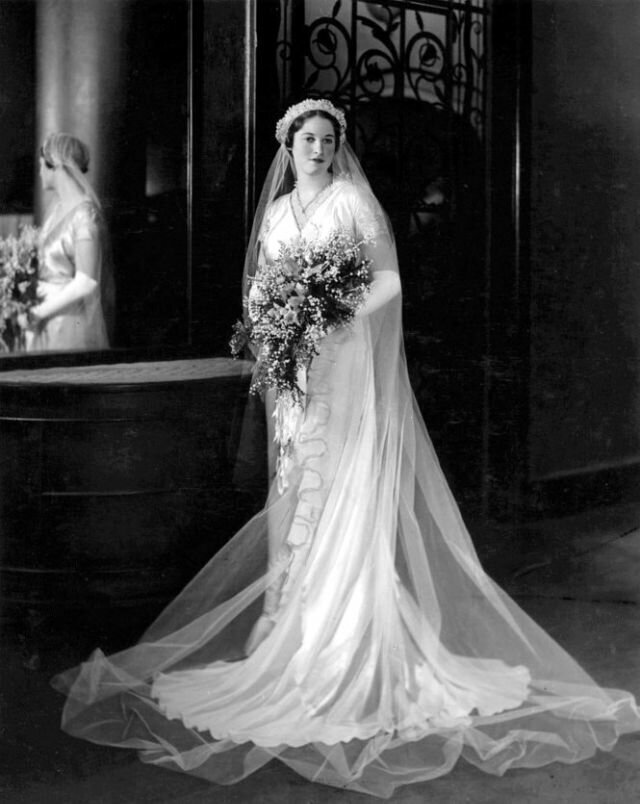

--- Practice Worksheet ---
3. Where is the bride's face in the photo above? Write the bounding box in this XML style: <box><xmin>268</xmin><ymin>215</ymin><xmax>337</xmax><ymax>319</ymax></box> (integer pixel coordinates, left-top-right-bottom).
<box><xmin>291</xmin><ymin>116</ymin><xmax>336</xmax><ymax>180</ymax></box>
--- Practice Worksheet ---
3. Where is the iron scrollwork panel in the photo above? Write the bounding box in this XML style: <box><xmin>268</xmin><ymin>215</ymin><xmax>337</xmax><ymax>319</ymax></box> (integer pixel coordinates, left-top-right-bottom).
<box><xmin>279</xmin><ymin>1</ymin><xmax>487</xmax><ymax>132</ymax></box>
<box><xmin>277</xmin><ymin>0</ymin><xmax>490</xmax><ymax>505</ymax></box>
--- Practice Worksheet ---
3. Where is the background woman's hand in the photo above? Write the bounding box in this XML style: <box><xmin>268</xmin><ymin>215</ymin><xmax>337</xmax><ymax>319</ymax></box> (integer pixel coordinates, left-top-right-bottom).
<box><xmin>25</xmin><ymin>306</ymin><xmax>45</xmax><ymax>331</ymax></box>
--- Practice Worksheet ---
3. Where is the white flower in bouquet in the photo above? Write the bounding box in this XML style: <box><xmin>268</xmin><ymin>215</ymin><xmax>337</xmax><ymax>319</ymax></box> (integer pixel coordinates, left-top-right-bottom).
<box><xmin>231</xmin><ymin>230</ymin><xmax>372</xmax><ymax>403</ymax></box>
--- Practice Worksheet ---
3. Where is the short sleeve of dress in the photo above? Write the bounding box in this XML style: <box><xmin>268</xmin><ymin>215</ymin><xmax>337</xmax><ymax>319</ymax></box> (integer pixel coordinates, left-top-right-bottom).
<box><xmin>258</xmin><ymin>196</ymin><xmax>292</xmax><ymax>266</ymax></box>
<box><xmin>260</xmin><ymin>195</ymin><xmax>290</xmax><ymax>244</ymax></box>
<box><xmin>342</xmin><ymin>184</ymin><xmax>390</xmax><ymax>244</ymax></box>
<box><xmin>254</xmin><ymin>205</ymin><xmax>275</xmax><ymax>273</ymax></box>
<box><xmin>260</xmin><ymin>204</ymin><xmax>275</xmax><ymax>243</ymax></box>
<box><xmin>71</xmin><ymin>202</ymin><xmax>100</xmax><ymax>243</ymax></box>
<box><xmin>338</xmin><ymin>182</ymin><xmax>398</xmax><ymax>279</ymax></box>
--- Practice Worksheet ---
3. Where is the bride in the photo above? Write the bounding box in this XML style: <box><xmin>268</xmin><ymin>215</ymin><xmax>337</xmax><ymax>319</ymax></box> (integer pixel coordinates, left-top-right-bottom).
<box><xmin>53</xmin><ymin>99</ymin><xmax>640</xmax><ymax>799</ymax></box>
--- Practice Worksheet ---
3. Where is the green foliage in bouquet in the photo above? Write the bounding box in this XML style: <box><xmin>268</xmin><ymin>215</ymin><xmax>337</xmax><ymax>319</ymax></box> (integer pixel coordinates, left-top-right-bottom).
<box><xmin>231</xmin><ymin>230</ymin><xmax>371</xmax><ymax>402</ymax></box>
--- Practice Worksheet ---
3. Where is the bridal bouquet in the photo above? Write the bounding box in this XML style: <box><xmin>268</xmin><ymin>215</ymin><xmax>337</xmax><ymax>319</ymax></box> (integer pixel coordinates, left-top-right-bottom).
<box><xmin>231</xmin><ymin>230</ymin><xmax>371</xmax><ymax>402</ymax></box>
<box><xmin>0</xmin><ymin>225</ymin><xmax>41</xmax><ymax>352</ymax></box>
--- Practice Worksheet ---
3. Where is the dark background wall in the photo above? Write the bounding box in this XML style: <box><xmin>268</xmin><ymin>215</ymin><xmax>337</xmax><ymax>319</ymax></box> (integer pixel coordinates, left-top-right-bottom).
<box><xmin>528</xmin><ymin>0</ymin><xmax>640</xmax><ymax>500</ymax></box>
<box><xmin>0</xmin><ymin>0</ymin><xmax>35</xmax><ymax>212</ymax></box>
<box><xmin>191</xmin><ymin>0</ymin><xmax>281</xmax><ymax>350</ymax></box>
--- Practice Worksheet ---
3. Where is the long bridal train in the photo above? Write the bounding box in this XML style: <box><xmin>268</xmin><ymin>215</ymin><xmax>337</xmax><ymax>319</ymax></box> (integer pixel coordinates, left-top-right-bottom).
<box><xmin>53</xmin><ymin>308</ymin><xmax>640</xmax><ymax>798</ymax></box>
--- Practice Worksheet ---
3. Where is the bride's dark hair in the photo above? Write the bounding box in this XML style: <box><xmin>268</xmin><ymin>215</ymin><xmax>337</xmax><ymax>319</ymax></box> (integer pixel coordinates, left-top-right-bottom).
<box><xmin>285</xmin><ymin>110</ymin><xmax>342</xmax><ymax>151</ymax></box>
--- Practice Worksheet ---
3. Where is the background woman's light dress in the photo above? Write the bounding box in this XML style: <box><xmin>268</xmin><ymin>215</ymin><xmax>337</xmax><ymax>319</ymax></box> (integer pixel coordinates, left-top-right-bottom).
<box><xmin>52</xmin><ymin>179</ymin><xmax>640</xmax><ymax>799</ymax></box>
<box><xmin>28</xmin><ymin>201</ymin><xmax>108</xmax><ymax>352</ymax></box>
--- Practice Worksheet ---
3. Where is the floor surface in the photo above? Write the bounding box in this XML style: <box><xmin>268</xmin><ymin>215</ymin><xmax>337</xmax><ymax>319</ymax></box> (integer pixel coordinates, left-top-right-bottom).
<box><xmin>2</xmin><ymin>502</ymin><xmax>639</xmax><ymax>803</ymax></box>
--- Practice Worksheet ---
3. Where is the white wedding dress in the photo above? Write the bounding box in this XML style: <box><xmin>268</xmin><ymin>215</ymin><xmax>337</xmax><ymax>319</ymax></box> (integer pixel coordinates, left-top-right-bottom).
<box><xmin>53</xmin><ymin>179</ymin><xmax>640</xmax><ymax>799</ymax></box>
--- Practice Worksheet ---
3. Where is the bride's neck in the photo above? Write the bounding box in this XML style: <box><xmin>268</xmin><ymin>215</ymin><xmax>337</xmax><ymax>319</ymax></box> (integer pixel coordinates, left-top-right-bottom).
<box><xmin>294</xmin><ymin>174</ymin><xmax>333</xmax><ymax>205</ymax></box>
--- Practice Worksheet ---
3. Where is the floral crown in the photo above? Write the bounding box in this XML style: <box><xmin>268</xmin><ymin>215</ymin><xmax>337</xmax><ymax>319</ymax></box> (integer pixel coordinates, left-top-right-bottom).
<box><xmin>275</xmin><ymin>98</ymin><xmax>347</xmax><ymax>145</ymax></box>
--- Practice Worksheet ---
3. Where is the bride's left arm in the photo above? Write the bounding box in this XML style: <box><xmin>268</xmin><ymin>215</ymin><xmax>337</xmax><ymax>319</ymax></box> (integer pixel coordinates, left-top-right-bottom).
<box><xmin>347</xmin><ymin>187</ymin><xmax>402</xmax><ymax>317</ymax></box>
<box><xmin>356</xmin><ymin>229</ymin><xmax>401</xmax><ymax>317</ymax></box>
<box><xmin>357</xmin><ymin>268</ymin><xmax>401</xmax><ymax>316</ymax></box>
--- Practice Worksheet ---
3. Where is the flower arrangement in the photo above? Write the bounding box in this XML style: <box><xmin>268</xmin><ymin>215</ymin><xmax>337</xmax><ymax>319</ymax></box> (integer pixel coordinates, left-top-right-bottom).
<box><xmin>0</xmin><ymin>225</ymin><xmax>41</xmax><ymax>352</ymax></box>
<box><xmin>231</xmin><ymin>230</ymin><xmax>371</xmax><ymax>403</ymax></box>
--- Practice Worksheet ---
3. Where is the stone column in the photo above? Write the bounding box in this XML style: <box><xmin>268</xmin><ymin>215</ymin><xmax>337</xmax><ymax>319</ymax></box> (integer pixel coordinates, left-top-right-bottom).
<box><xmin>35</xmin><ymin>0</ymin><xmax>145</xmax><ymax>221</ymax></box>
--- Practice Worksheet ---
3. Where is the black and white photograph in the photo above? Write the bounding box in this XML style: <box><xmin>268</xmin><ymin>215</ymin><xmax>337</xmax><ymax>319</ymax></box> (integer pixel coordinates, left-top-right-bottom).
<box><xmin>1</xmin><ymin>1</ymin><xmax>639</xmax><ymax>802</ymax></box>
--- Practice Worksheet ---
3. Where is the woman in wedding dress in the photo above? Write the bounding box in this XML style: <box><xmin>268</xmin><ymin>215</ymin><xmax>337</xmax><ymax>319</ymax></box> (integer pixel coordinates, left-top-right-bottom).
<box><xmin>27</xmin><ymin>132</ymin><xmax>112</xmax><ymax>351</ymax></box>
<box><xmin>52</xmin><ymin>99</ymin><xmax>640</xmax><ymax>799</ymax></box>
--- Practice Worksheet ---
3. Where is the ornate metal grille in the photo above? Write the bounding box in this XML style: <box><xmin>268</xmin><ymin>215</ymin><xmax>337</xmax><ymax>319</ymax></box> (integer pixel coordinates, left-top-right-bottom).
<box><xmin>275</xmin><ymin>0</ymin><xmax>488</xmax><ymax>257</ymax></box>
<box><xmin>276</xmin><ymin>0</ymin><xmax>491</xmax><ymax>504</ymax></box>
<box><xmin>278</xmin><ymin>0</ymin><xmax>487</xmax><ymax>138</ymax></box>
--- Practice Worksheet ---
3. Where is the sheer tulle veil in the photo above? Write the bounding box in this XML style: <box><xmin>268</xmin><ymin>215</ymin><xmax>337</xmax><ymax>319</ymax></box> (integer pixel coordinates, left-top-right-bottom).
<box><xmin>51</xmin><ymin>100</ymin><xmax>640</xmax><ymax>799</ymax></box>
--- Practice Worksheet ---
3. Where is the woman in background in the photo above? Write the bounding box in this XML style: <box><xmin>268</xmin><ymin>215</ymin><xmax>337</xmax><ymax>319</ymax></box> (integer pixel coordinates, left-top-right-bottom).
<box><xmin>28</xmin><ymin>132</ymin><xmax>112</xmax><ymax>351</ymax></box>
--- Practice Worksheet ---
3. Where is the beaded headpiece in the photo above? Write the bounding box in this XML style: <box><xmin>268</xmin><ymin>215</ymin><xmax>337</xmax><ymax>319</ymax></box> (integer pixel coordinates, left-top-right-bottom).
<box><xmin>275</xmin><ymin>98</ymin><xmax>347</xmax><ymax>145</ymax></box>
